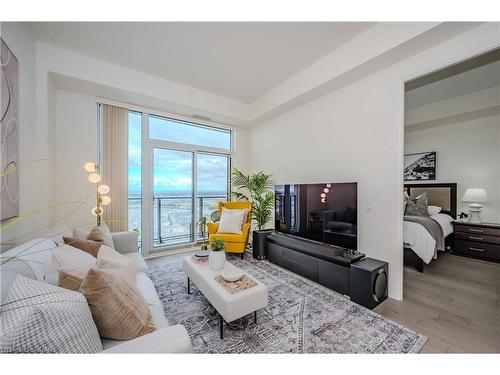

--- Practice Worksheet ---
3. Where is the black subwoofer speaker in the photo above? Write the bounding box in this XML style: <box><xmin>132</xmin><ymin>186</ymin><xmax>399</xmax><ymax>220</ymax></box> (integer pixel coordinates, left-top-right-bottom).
<box><xmin>349</xmin><ymin>258</ymin><xmax>388</xmax><ymax>309</ymax></box>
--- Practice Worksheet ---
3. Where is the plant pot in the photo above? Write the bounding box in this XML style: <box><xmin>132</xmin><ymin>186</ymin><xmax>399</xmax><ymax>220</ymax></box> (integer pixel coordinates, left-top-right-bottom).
<box><xmin>209</xmin><ymin>250</ymin><xmax>226</xmax><ymax>270</ymax></box>
<box><xmin>252</xmin><ymin>229</ymin><xmax>274</xmax><ymax>260</ymax></box>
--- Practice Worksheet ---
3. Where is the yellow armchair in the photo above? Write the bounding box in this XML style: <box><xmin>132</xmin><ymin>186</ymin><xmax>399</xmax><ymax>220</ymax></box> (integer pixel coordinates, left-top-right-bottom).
<box><xmin>208</xmin><ymin>201</ymin><xmax>252</xmax><ymax>258</ymax></box>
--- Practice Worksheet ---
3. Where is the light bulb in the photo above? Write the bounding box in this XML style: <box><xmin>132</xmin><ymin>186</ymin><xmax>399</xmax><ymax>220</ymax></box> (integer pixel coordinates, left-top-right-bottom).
<box><xmin>84</xmin><ymin>162</ymin><xmax>96</xmax><ymax>173</ymax></box>
<box><xmin>91</xmin><ymin>206</ymin><xmax>103</xmax><ymax>216</ymax></box>
<box><xmin>320</xmin><ymin>193</ymin><xmax>326</xmax><ymax>198</ymax></box>
<box><xmin>98</xmin><ymin>184</ymin><xmax>110</xmax><ymax>194</ymax></box>
<box><xmin>88</xmin><ymin>173</ymin><xmax>101</xmax><ymax>184</ymax></box>
<box><xmin>321</xmin><ymin>198</ymin><xmax>326</xmax><ymax>203</ymax></box>
<box><xmin>323</xmin><ymin>188</ymin><xmax>329</xmax><ymax>193</ymax></box>
<box><xmin>101</xmin><ymin>196</ymin><xmax>111</xmax><ymax>205</ymax></box>
<box><xmin>326</xmin><ymin>183</ymin><xmax>332</xmax><ymax>188</ymax></box>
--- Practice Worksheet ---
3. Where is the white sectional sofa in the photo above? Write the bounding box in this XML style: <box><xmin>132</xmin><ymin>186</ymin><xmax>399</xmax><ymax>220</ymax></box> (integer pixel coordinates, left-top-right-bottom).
<box><xmin>0</xmin><ymin>226</ymin><xmax>193</xmax><ymax>353</ymax></box>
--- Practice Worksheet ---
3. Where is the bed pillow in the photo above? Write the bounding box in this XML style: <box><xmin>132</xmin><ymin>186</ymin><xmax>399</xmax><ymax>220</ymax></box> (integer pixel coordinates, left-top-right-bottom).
<box><xmin>427</xmin><ymin>206</ymin><xmax>442</xmax><ymax>215</ymax></box>
<box><xmin>405</xmin><ymin>193</ymin><xmax>429</xmax><ymax>216</ymax></box>
<box><xmin>217</xmin><ymin>208</ymin><xmax>248</xmax><ymax>234</ymax></box>
<box><xmin>0</xmin><ymin>275</ymin><xmax>102</xmax><ymax>353</ymax></box>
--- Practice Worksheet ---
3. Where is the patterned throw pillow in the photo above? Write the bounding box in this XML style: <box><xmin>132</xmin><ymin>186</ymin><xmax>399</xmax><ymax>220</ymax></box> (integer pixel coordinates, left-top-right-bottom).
<box><xmin>405</xmin><ymin>193</ymin><xmax>429</xmax><ymax>216</ymax></box>
<box><xmin>0</xmin><ymin>275</ymin><xmax>102</xmax><ymax>353</ymax></box>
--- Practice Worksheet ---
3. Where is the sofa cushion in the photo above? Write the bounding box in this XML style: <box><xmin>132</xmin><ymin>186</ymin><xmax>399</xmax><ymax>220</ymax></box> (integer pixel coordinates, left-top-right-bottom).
<box><xmin>0</xmin><ymin>275</ymin><xmax>102</xmax><ymax>353</ymax></box>
<box><xmin>44</xmin><ymin>225</ymin><xmax>73</xmax><ymax>245</ymax></box>
<box><xmin>135</xmin><ymin>272</ymin><xmax>169</xmax><ymax>329</ymax></box>
<box><xmin>102</xmin><ymin>325</ymin><xmax>193</xmax><ymax>353</ymax></box>
<box><xmin>79</xmin><ymin>266</ymin><xmax>155</xmax><ymax>340</ymax></box>
<box><xmin>88</xmin><ymin>223</ymin><xmax>115</xmax><ymax>249</ymax></box>
<box><xmin>63</xmin><ymin>236</ymin><xmax>101</xmax><ymax>257</ymax></box>
<box><xmin>123</xmin><ymin>252</ymin><xmax>149</xmax><ymax>274</ymax></box>
<box><xmin>1</xmin><ymin>239</ymin><xmax>57</xmax><ymax>303</ymax></box>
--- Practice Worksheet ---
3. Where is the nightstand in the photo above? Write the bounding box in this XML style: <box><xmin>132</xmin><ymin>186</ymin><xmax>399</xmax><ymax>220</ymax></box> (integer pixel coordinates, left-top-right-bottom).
<box><xmin>453</xmin><ymin>222</ymin><xmax>500</xmax><ymax>263</ymax></box>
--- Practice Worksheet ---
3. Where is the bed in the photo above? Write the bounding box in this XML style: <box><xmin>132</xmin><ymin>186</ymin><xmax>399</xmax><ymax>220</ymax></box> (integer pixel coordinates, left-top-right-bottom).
<box><xmin>403</xmin><ymin>183</ymin><xmax>457</xmax><ymax>272</ymax></box>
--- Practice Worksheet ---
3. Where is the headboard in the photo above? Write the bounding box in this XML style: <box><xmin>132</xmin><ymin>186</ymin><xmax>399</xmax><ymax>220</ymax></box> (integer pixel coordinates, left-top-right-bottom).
<box><xmin>404</xmin><ymin>183</ymin><xmax>457</xmax><ymax>219</ymax></box>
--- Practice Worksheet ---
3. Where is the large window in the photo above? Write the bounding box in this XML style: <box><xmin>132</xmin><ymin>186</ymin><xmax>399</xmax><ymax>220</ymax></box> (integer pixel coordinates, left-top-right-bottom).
<box><xmin>149</xmin><ymin>115</ymin><xmax>231</xmax><ymax>150</ymax></box>
<box><xmin>128</xmin><ymin>111</ymin><xmax>142</xmax><ymax>235</ymax></box>
<box><xmin>127</xmin><ymin>109</ymin><xmax>232</xmax><ymax>254</ymax></box>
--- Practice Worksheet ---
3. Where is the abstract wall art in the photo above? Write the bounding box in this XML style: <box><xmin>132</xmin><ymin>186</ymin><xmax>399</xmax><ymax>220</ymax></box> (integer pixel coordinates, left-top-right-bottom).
<box><xmin>1</xmin><ymin>38</ymin><xmax>19</xmax><ymax>220</ymax></box>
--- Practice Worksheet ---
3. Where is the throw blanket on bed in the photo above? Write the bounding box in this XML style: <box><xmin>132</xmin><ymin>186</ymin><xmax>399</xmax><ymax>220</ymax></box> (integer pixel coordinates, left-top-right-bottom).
<box><xmin>404</xmin><ymin>215</ymin><xmax>445</xmax><ymax>252</ymax></box>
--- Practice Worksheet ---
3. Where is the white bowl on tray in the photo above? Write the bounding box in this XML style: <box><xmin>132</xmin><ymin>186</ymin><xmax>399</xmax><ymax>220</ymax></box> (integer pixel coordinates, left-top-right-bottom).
<box><xmin>221</xmin><ymin>269</ymin><xmax>244</xmax><ymax>282</ymax></box>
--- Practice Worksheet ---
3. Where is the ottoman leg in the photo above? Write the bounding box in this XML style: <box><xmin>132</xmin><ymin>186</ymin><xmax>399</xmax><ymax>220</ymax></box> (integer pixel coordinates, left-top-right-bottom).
<box><xmin>220</xmin><ymin>314</ymin><xmax>224</xmax><ymax>339</ymax></box>
<box><xmin>254</xmin><ymin>311</ymin><xmax>257</xmax><ymax>324</ymax></box>
<box><xmin>187</xmin><ymin>277</ymin><xmax>191</xmax><ymax>294</ymax></box>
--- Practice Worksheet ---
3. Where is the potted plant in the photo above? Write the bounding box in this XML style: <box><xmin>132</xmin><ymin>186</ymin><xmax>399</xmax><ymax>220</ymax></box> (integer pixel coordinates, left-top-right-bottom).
<box><xmin>209</xmin><ymin>238</ymin><xmax>226</xmax><ymax>270</ymax></box>
<box><xmin>197</xmin><ymin>216</ymin><xmax>209</xmax><ymax>250</ymax></box>
<box><xmin>230</xmin><ymin>168</ymin><xmax>275</xmax><ymax>259</ymax></box>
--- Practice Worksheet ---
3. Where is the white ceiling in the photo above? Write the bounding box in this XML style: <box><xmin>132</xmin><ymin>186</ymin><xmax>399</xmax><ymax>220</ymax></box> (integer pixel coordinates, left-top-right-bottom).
<box><xmin>27</xmin><ymin>22</ymin><xmax>374</xmax><ymax>103</ymax></box>
<box><xmin>405</xmin><ymin>59</ymin><xmax>500</xmax><ymax>110</ymax></box>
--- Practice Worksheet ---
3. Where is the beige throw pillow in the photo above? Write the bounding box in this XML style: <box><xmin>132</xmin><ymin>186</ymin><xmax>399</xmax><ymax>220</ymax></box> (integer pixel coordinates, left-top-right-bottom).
<box><xmin>217</xmin><ymin>207</ymin><xmax>248</xmax><ymax>234</ymax></box>
<box><xmin>79</xmin><ymin>266</ymin><xmax>155</xmax><ymax>340</ymax></box>
<box><xmin>87</xmin><ymin>223</ymin><xmax>115</xmax><ymax>249</ymax></box>
<box><xmin>62</xmin><ymin>237</ymin><xmax>102</xmax><ymax>257</ymax></box>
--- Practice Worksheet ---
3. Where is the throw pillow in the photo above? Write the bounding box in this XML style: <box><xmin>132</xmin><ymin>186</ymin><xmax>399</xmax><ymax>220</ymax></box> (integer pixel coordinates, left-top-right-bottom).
<box><xmin>97</xmin><ymin>245</ymin><xmax>137</xmax><ymax>278</ymax></box>
<box><xmin>63</xmin><ymin>236</ymin><xmax>102</xmax><ymax>257</ymax></box>
<box><xmin>405</xmin><ymin>193</ymin><xmax>429</xmax><ymax>216</ymax></box>
<box><xmin>97</xmin><ymin>256</ymin><xmax>136</xmax><ymax>283</ymax></box>
<box><xmin>0</xmin><ymin>275</ymin><xmax>102</xmax><ymax>353</ymax></box>
<box><xmin>79</xmin><ymin>266</ymin><xmax>155</xmax><ymax>340</ymax></box>
<box><xmin>87</xmin><ymin>223</ymin><xmax>115</xmax><ymax>249</ymax></box>
<box><xmin>47</xmin><ymin>244</ymin><xmax>97</xmax><ymax>290</ymax></box>
<box><xmin>427</xmin><ymin>205</ymin><xmax>442</xmax><ymax>215</ymax></box>
<box><xmin>217</xmin><ymin>207</ymin><xmax>248</xmax><ymax>234</ymax></box>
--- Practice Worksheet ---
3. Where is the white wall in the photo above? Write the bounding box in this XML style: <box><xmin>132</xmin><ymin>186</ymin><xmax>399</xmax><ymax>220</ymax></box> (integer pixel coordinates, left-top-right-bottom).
<box><xmin>405</xmin><ymin>115</ymin><xmax>500</xmax><ymax>222</ymax></box>
<box><xmin>53</xmin><ymin>89</ymin><xmax>99</xmax><ymax>230</ymax></box>
<box><xmin>249</xmin><ymin>23</ymin><xmax>500</xmax><ymax>300</ymax></box>
<box><xmin>0</xmin><ymin>23</ymin><xmax>38</xmax><ymax>248</ymax></box>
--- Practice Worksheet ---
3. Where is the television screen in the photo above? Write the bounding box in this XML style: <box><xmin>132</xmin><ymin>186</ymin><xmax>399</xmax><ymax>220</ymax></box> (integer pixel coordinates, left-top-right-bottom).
<box><xmin>275</xmin><ymin>182</ymin><xmax>357</xmax><ymax>250</ymax></box>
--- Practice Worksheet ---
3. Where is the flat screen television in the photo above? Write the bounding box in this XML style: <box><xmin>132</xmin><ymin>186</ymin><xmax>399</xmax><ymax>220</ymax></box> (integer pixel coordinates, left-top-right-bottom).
<box><xmin>275</xmin><ymin>182</ymin><xmax>358</xmax><ymax>250</ymax></box>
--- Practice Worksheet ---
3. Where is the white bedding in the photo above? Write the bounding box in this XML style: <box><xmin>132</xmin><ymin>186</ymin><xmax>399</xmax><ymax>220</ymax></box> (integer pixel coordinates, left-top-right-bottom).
<box><xmin>403</xmin><ymin>213</ymin><xmax>454</xmax><ymax>264</ymax></box>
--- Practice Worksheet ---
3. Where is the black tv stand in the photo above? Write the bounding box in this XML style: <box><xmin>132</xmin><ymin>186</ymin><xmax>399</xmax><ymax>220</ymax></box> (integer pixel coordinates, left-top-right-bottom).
<box><xmin>266</xmin><ymin>232</ymin><xmax>365</xmax><ymax>296</ymax></box>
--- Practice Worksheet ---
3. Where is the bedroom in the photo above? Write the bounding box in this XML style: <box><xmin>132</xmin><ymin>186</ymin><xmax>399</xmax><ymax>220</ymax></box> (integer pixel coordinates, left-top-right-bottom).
<box><xmin>384</xmin><ymin>48</ymin><xmax>500</xmax><ymax>352</ymax></box>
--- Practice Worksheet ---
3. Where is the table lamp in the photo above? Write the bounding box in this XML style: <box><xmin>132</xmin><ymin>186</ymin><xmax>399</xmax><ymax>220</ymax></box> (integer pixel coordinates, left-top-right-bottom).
<box><xmin>462</xmin><ymin>188</ymin><xmax>488</xmax><ymax>224</ymax></box>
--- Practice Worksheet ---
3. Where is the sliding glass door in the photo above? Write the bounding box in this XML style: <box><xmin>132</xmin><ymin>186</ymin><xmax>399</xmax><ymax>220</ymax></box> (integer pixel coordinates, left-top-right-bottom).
<box><xmin>153</xmin><ymin>148</ymin><xmax>194</xmax><ymax>247</ymax></box>
<box><xmin>130</xmin><ymin>111</ymin><xmax>232</xmax><ymax>255</ymax></box>
<box><xmin>196</xmin><ymin>153</ymin><xmax>229</xmax><ymax>239</ymax></box>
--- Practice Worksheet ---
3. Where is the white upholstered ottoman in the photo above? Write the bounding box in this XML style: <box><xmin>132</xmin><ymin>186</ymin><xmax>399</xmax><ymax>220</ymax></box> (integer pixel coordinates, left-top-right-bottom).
<box><xmin>182</xmin><ymin>256</ymin><xmax>268</xmax><ymax>338</ymax></box>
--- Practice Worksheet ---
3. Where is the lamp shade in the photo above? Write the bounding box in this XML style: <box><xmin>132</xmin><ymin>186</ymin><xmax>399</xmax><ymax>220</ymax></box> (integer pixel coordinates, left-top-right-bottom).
<box><xmin>462</xmin><ymin>188</ymin><xmax>489</xmax><ymax>203</ymax></box>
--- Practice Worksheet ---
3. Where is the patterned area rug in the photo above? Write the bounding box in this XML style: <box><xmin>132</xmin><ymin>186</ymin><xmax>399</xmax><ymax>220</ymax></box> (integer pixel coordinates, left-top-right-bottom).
<box><xmin>149</xmin><ymin>254</ymin><xmax>427</xmax><ymax>353</ymax></box>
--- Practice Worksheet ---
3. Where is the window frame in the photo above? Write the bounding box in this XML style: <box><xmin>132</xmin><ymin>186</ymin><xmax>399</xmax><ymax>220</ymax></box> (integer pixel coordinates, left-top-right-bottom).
<box><xmin>100</xmin><ymin>100</ymin><xmax>234</xmax><ymax>257</ymax></box>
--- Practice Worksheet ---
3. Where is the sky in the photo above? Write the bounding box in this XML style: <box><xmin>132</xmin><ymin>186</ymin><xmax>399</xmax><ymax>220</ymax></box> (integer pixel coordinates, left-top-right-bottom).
<box><xmin>128</xmin><ymin>112</ymin><xmax>230</xmax><ymax>196</ymax></box>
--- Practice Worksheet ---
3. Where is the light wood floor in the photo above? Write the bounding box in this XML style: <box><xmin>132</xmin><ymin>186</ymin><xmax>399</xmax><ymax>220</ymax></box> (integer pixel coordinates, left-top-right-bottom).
<box><xmin>374</xmin><ymin>253</ymin><xmax>500</xmax><ymax>353</ymax></box>
<box><xmin>148</xmin><ymin>250</ymin><xmax>500</xmax><ymax>353</ymax></box>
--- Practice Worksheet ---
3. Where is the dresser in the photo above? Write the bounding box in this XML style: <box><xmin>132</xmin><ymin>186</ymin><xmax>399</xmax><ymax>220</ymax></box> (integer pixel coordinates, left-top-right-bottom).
<box><xmin>453</xmin><ymin>222</ymin><xmax>500</xmax><ymax>263</ymax></box>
